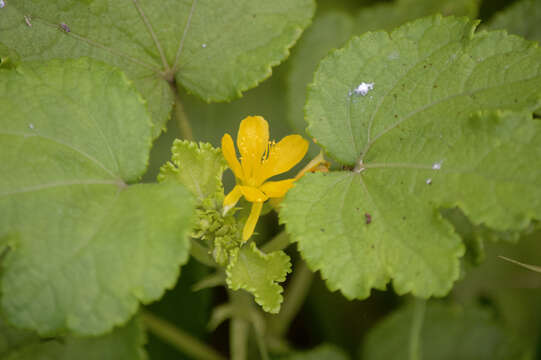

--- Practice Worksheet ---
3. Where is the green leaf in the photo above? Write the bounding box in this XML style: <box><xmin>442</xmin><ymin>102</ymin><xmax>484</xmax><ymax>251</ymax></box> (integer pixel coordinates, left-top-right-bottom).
<box><xmin>362</xmin><ymin>302</ymin><xmax>530</xmax><ymax>360</ymax></box>
<box><xmin>226</xmin><ymin>242</ymin><xmax>291</xmax><ymax>314</ymax></box>
<box><xmin>0</xmin><ymin>0</ymin><xmax>315</xmax><ymax>136</ymax></box>
<box><xmin>282</xmin><ymin>16</ymin><xmax>541</xmax><ymax>299</ymax></box>
<box><xmin>488</xmin><ymin>0</ymin><xmax>541</xmax><ymax>44</ymax></box>
<box><xmin>3</xmin><ymin>318</ymin><xmax>146</xmax><ymax>360</ymax></box>
<box><xmin>286</xmin><ymin>0</ymin><xmax>480</xmax><ymax>140</ymax></box>
<box><xmin>0</xmin><ymin>58</ymin><xmax>195</xmax><ymax>336</ymax></box>
<box><xmin>158</xmin><ymin>140</ymin><xmax>226</xmax><ymax>202</ymax></box>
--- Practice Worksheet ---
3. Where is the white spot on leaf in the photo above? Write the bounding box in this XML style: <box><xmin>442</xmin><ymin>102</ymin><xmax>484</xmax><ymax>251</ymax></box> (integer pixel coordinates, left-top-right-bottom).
<box><xmin>0</xmin><ymin>0</ymin><xmax>5</xmax><ymax>9</ymax></box>
<box><xmin>432</xmin><ymin>160</ymin><xmax>443</xmax><ymax>170</ymax></box>
<box><xmin>28</xmin><ymin>123</ymin><xmax>34</xmax><ymax>129</ymax></box>
<box><xmin>426</xmin><ymin>178</ymin><xmax>432</xmax><ymax>185</ymax></box>
<box><xmin>352</xmin><ymin>82</ymin><xmax>374</xmax><ymax>96</ymax></box>
<box><xmin>24</xmin><ymin>15</ymin><xmax>32</xmax><ymax>27</ymax></box>
<box><xmin>201</xmin><ymin>43</ymin><xmax>207</xmax><ymax>48</ymax></box>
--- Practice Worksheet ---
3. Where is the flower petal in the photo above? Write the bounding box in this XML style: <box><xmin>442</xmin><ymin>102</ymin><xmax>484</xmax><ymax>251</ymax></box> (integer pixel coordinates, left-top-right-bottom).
<box><xmin>237</xmin><ymin>116</ymin><xmax>269</xmax><ymax>181</ymax></box>
<box><xmin>221</xmin><ymin>133</ymin><xmax>243</xmax><ymax>180</ymax></box>
<box><xmin>243</xmin><ymin>201</ymin><xmax>263</xmax><ymax>241</ymax></box>
<box><xmin>259</xmin><ymin>179</ymin><xmax>295</xmax><ymax>198</ymax></box>
<box><xmin>223</xmin><ymin>185</ymin><xmax>242</xmax><ymax>214</ymax></box>
<box><xmin>239</xmin><ymin>185</ymin><xmax>268</xmax><ymax>203</ymax></box>
<box><xmin>259</xmin><ymin>135</ymin><xmax>308</xmax><ymax>182</ymax></box>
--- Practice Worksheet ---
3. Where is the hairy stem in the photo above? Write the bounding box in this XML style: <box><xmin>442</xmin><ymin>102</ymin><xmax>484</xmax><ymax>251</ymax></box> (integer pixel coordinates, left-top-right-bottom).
<box><xmin>268</xmin><ymin>260</ymin><xmax>313</xmax><ymax>337</ymax></box>
<box><xmin>142</xmin><ymin>311</ymin><xmax>225</xmax><ymax>360</ymax></box>
<box><xmin>408</xmin><ymin>298</ymin><xmax>426</xmax><ymax>360</ymax></box>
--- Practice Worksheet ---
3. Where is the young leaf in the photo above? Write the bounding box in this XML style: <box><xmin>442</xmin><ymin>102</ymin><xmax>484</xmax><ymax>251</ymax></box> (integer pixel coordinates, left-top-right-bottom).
<box><xmin>282</xmin><ymin>16</ymin><xmax>541</xmax><ymax>299</ymax></box>
<box><xmin>2</xmin><ymin>318</ymin><xmax>146</xmax><ymax>360</ymax></box>
<box><xmin>0</xmin><ymin>59</ymin><xmax>195</xmax><ymax>336</ymax></box>
<box><xmin>363</xmin><ymin>302</ymin><xmax>529</xmax><ymax>360</ymax></box>
<box><xmin>0</xmin><ymin>0</ymin><xmax>315</xmax><ymax>136</ymax></box>
<box><xmin>488</xmin><ymin>0</ymin><xmax>541</xmax><ymax>43</ymax></box>
<box><xmin>226</xmin><ymin>242</ymin><xmax>291</xmax><ymax>314</ymax></box>
<box><xmin>158</xmin><ymin>140</ymin><xmax>226</xmax><ymax>202</ymax></box>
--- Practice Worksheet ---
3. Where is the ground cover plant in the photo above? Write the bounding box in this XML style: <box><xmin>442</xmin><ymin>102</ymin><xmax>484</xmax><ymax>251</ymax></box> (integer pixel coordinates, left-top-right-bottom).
<box><xmin>1</xmin><ymin>0</ymin><xmax>540</xmax><ymax>359</ymax></box>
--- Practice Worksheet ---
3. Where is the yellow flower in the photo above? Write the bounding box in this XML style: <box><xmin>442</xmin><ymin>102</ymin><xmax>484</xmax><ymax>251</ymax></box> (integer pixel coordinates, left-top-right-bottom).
<box><xmin>222</xmin><ymin>116</ymin><xmax>308</xmax><ymax>242</ymax></box>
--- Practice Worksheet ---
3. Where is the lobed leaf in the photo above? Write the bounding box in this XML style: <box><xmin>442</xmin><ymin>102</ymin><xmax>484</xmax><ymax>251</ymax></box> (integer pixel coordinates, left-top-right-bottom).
<box><xmin>0</xmin><ymin>59</ymin><xmax>195</xmax><ymax>335</ymax></box>
<box><xmin>0</xmin><ymin>0</ymin><xmax>315</xmax><ymax>136</ymax></box>
<box><xmin>226</xmin><ymin>242</ymin><xmax>291</xmax><ymax>314</ymax></box>
<box><xmin>282</xmin><ymin>16</ymin><xmax>541</xmax><ymax>299</ymax></box>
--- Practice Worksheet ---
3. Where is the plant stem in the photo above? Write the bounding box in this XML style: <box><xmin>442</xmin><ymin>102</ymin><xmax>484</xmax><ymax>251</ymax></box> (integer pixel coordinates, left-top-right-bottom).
<box><xmin>268</xmin><ymin>260</ymin><xmax>313</xmax><ymax>337</ymax></box>
<box><xmin>142</xmin><ymin>311</ymin><xmax>225</xmax><ymax>360</ymax></box>
<box><xmin>230</xmin><ymin>317</ymin><xmax>249</xmax><ymax>360</ymax></box>
<box><xmin>262</xmin><ymin>231</ymin><xmax>290</xmax><ymax>253</ymax></box>
<box><xmin>170</xmin><ymin>83</ymin><xmax>194</xmax><ymax>141</ymax></box>
<box><xmin>408</xmin><ymin>298</ymin><xmax>426</xmax><ymax>360</ymax></box>
<box><xmin>229</xmin><ymin>291</ymin><xmax>250</xmax><ymax>360</ymax></box>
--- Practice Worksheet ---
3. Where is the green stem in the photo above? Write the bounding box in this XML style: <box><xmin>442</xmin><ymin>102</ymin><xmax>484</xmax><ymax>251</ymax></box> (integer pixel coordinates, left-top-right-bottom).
<box><xmin>230</xmin><ymin>317</ymin><xmax>249</xmax><ymax>360</ymax></box>
<box><xmin>408</xmin><ymin>298</ymin><xmax>426</xmax><ymax>360</ymax></box>
<box><xmin>262</xmin><ymin>231</ymin><xmax>290</xmax><ymax>253</ymax></box>
<box><xmin>142</xmin><ymin>311</ymin><xmax>225</xmax><ymax>360</ymax></box>
<box><xmin>268</xmin><ymin>260</ymin><xmax>313</xmax><ymax>337</ymax></box>
<box><xmin>170</xmin><ymin>83</ymin><xmax>194</xmax><ymax>141</ymax></box>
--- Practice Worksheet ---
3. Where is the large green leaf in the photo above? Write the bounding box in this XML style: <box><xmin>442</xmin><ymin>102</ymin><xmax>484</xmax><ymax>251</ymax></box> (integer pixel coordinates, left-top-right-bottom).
<box><xmin>286</xmin><ymin>0</ymin><xmax>480</xmax><ymax>137</ymax></box>
<box><xmin>0</xmin><ymin>0</ymin><xmax>314</xmax><ymax>136</ymax></box>
<box><xmin>281</xmin><ymin>16</ymin><xmax>541</xmax><ymax>299</ymax></box>
<box><xmin>2</xmin><ymin>318</ymin><xmax>146</xmax><ymax>360</ymax></box>
<box><xmin>0</xmin><ymin>59</ymin><xmax>195</xmax><ymax>336</ymax></box>
<box><xmin>362</xmin><ymin>302</ymin><xmax>530</xmax><ymax>360</ymax></box>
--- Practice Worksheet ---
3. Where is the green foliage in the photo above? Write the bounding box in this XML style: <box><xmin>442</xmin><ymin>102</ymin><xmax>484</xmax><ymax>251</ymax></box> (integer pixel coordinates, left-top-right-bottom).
<box><xmin>362</xmin><ymin>301</ymin><xmax>530</xmax><ymax>360</ymax></box>
<box><xmin>281</xmin><ymin>16</ymin><xmax>541</xmax><ymax>300</ymax></box>
<box><xmin>2</xmin><ymin>318</ymin><xmax>146</xmax><ymax>360</ymax></box>
<box><xmin>0</xmin><ymin>0</ymin><xmax>315</xmax><ymax>136</ymax></box>
<box><xmin>158</xmin><ymin>140</ymin><xmax>226</xmax><ymax>202</ymax></box>
<box><xmin>488</xmin><ymin>0</ymin><xmax>541</xmax><ymax>43</ymax></box>
<box><xmin>226</xmin><ymin>242</ymin><xmax>291</xmax><ymax>314</ymax></box>
<box><xmin>0</xmin><ymin>59</ymin><xmax>195</xmax><ymax>336</ymax></box>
